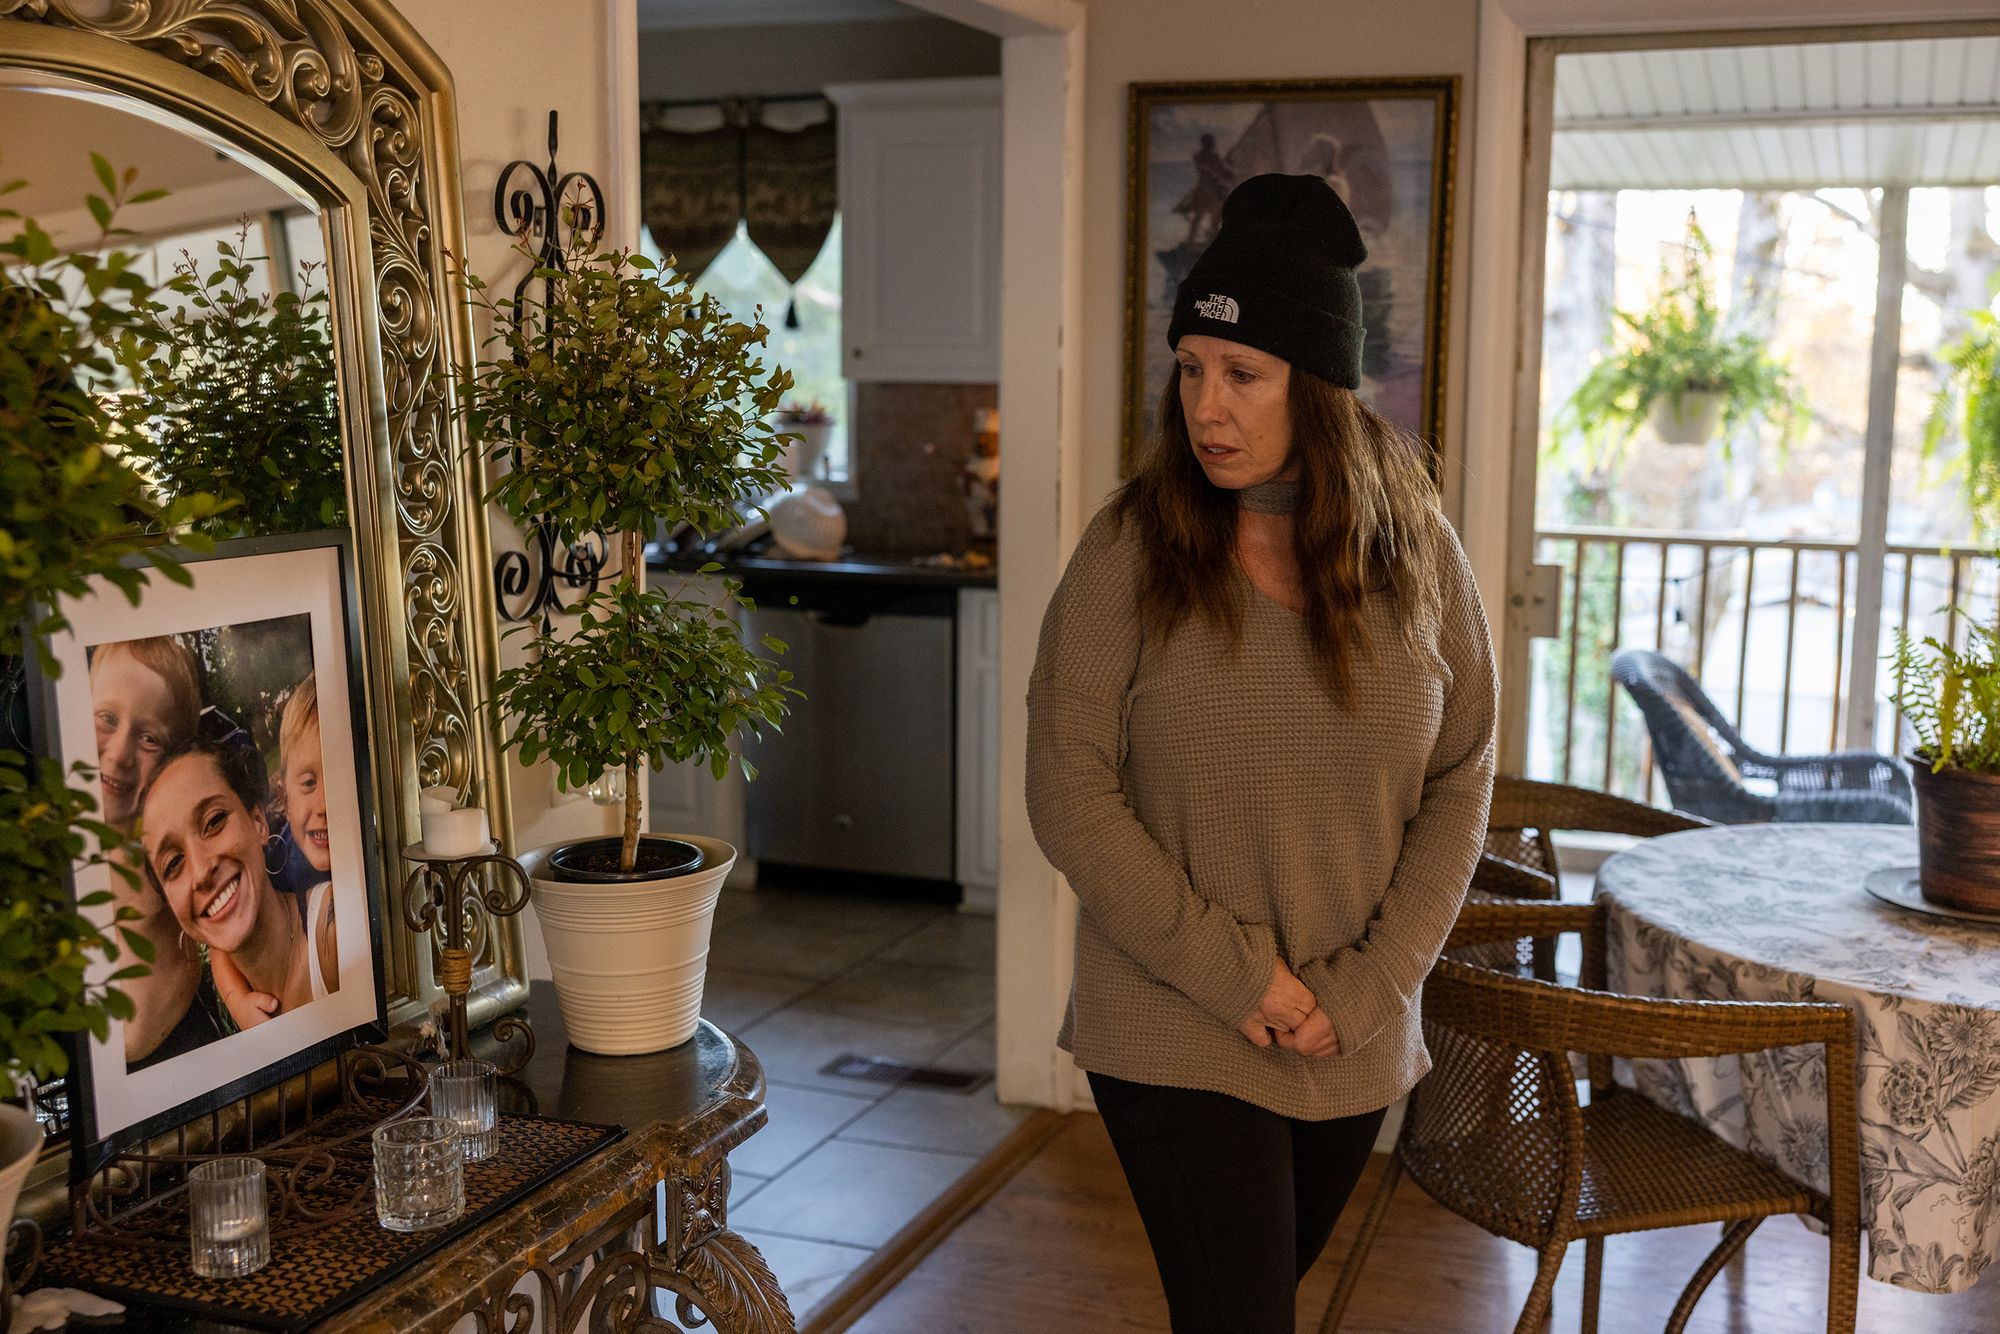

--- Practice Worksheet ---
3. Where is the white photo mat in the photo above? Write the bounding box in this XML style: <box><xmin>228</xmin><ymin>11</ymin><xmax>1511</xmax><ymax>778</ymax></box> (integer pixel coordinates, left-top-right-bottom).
<box><xmin>44</xmin><ymin>537</ymin><xmax>382</xmax><ymax>1152</ymax></box>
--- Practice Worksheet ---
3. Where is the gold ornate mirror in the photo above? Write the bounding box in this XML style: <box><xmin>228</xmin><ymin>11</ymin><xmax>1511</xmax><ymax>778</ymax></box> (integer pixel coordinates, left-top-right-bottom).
<box><xmin>0</xmin><ymin>0</ymin><xmax>523</xmax><ymax>1109</ymax></box>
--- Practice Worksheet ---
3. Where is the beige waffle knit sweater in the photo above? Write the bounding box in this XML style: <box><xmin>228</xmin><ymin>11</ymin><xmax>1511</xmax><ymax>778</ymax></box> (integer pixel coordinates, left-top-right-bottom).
<box><xmin>1026</xmin><ymin>502</ymin><xmax>1498</xmax><ymax>1120</ymax></box>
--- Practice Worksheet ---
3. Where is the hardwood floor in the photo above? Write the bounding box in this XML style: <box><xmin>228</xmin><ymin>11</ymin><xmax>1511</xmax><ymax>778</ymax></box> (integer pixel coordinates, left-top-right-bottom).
<box><xmin>845</xmin><ymin>1114</ymin><xmax>1999</xmax><ymax>1334</ymax></box>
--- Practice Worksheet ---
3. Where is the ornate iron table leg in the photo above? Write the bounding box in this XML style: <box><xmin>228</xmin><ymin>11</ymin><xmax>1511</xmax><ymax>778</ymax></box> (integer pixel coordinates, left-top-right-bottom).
<box><xmin>595</xmin><ymin>1158</ymin><xmax>793</xmax><ymax>1334</ymax></box>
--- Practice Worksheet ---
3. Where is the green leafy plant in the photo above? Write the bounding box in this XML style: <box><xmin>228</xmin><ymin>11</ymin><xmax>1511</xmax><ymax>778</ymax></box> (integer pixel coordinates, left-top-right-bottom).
<box><xmin>456</xmin><ymin>236</ymin><xmax>800</xmax><ymax>874</ymax></box>
<box><xmin>1890</xmin><ymin>619</ymin><xmax>2000</xmax><ymax>775</ymax></box>
<box><xmin>118</xmin><ymin>226</ymin><xmax>343</xmax><ymax>537</ymax></box>
<box><xmin>1922</xmin><ymin>309</ymin><xmax>2000</xmax><ymax>538</ymax></box>
<box><xmin>1552</xmin><ymin>216</ymin><xmax>1803</xmax><ymax>462</ymax></box>
<box><xmin>1</xmin><ymin>156</ymin><xmax>226</xmax><ymax>1085</ymax></box>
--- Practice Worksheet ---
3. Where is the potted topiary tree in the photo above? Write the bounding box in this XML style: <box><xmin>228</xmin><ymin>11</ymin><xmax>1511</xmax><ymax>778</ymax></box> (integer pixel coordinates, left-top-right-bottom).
<box><xmin>456</xmin><ymin>235</ymin><xmax>798</xmax><ymax>1055</ymax></box>
<box><xmin>1</xmin><ymin>158</ymin><xmax>221</xmax><ymax>1223</ymax></box>
<box><xmin>1556</xmin><ymin>215</ymin><xmax>1803</xmax><ymax>451</ymax></box>
<box><xmin>1890</xmin><ymin>620</ymin><xmax>2000</xmax><ymax>915</ymax></box>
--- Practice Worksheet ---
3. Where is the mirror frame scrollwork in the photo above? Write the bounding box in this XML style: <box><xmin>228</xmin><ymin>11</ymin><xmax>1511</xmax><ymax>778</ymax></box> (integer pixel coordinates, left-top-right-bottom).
<box><xmin>0</xmin><ymin>0</ymin><xmax>523</xmax><ymax>1100</ymax></box>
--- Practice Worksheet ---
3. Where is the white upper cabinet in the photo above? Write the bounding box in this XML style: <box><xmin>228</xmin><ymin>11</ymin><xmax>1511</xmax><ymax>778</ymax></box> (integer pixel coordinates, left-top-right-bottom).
<box><xmin>828</xmin><ymin>77</ymin><xmax>1001</xmax><ymax>383</ymax></box>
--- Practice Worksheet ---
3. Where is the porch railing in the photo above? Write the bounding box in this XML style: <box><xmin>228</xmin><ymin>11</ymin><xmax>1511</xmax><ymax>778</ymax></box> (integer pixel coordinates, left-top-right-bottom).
<box><xmin>1528</xmin><ymin>524</ymin><xmax>1999</xmax><ymax>806</ymax></box>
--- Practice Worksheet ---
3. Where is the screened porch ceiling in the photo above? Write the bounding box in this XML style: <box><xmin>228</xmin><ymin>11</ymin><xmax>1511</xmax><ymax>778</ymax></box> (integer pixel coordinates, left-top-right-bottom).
<box><xmin>1552</xmin><ymin>35</ymin><xmax>2000</xmax><ymax>191</ymax></box>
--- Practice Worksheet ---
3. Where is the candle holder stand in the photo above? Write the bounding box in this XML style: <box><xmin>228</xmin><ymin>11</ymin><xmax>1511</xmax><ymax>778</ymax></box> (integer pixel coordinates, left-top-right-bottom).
<box><xmin>399</xmin><ymin>845</ymin><xmax>536</xmax><ymax>1074</ymax></box>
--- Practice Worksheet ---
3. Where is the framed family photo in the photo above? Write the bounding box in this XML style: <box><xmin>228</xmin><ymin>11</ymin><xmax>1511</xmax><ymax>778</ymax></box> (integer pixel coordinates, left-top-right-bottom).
<box><xmin>1122</xmin><ymin>77</ymin><xmax>1459</xmax><ymax>472</ymax></box>
<box><xmin>33</xmin><ymin>532</ymin><xmax>386</xmax><ymax>1170</ymax></box>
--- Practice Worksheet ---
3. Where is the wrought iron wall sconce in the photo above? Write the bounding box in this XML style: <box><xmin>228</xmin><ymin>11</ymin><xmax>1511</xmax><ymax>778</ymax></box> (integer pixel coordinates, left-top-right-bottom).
<box><xmin>489</xmin><ymin>109</ymin><xmax>613</xmax><ymax>635</ymax></box>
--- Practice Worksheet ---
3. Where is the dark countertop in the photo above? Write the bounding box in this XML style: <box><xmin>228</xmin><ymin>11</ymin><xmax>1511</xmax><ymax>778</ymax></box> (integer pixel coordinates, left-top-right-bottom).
<box><xmin>649</xmin><ymin>542</ymin><xmax>997</xmax><ymax>591</ymax></box>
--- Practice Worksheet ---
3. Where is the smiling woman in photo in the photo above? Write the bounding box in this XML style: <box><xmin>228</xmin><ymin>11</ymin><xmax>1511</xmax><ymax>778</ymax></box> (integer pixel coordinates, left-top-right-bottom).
<box><xmin>138</xmin><ymin>735</ymin><xmax>339</xmax><ymax>1029</ymax></box>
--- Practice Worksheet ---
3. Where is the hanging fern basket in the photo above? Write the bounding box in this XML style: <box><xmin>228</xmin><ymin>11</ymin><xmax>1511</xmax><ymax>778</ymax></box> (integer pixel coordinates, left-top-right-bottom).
<box><xmin>1908</xmin><ymin>758</ymin><xmax>2000</xmax><ymax>915</ymax></box>
<box><xmin>1648</xmin><ymin>389</ymin><xmax>1725</xmax><ymax>445</ymax></box>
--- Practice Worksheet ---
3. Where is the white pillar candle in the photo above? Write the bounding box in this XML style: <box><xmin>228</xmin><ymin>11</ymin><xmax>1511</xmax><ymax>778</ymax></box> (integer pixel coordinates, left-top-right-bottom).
<box><xmin>423</xmin><ymin>806</ymin><xmax>487</xmax><ymax>857</ymax></box>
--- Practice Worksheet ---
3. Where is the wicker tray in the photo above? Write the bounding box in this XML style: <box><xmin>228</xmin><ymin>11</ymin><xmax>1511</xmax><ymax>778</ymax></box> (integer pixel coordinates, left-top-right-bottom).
<box><xmin>37</xmin><ymin>1110</ymin><xmax>622</xmax><ymax>1332</ymax></box>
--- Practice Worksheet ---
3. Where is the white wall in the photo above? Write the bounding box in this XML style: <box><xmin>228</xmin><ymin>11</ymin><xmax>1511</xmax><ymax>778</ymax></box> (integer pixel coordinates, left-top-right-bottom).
<box><xmin>638</xmin><ymin>16</ymin><xmax>999</xmax><ymax>100</ymax></box>
<box><xmin>0</xmin><ymin>90</ymin><xmax>297</xmax><ymax>242</ymax></box>
<box><xmin>395</xmin><ymin>0</ymin><xmax>639</xmax><ymax>978</ymax></box>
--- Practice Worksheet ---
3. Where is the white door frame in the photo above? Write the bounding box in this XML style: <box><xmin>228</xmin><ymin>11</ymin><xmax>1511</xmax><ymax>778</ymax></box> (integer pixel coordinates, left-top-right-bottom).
<box><xmin>1462</xmin><ymin>0</ymin><xmax>2000</xmax><ymax>776</ymax></box>
<box><xmin>900</xmin><ymin>0</ymin><xmax>1086</xmax><ymax>1109</ymax></box>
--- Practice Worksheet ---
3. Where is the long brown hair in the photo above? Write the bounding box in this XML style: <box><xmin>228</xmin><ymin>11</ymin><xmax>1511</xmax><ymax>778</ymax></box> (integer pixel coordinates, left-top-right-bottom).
<box><xmin>1111</xmin><ymin>364</ymin><xmax>1447</xmax><ymax>705</ymax></box>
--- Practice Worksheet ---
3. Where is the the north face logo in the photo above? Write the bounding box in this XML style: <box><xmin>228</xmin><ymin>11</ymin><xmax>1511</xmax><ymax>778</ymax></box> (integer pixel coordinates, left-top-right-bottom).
<box><xmin>1195</xmin><ymin>293</ymin><xmax>1240</xmax><ymax>323</ymax></box>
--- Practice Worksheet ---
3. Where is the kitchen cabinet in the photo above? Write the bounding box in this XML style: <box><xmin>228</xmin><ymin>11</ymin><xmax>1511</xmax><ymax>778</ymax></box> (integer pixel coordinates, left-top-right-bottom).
<box><xmin>828</xmin><ymin>77</ymin><xmax>1001</xmax><ymax>383</ymax></box>
<box><xmin>648</xmin><ymin>558</ymin><xmax>999</xmax><ymax>904</ymax></box>
<box><xmin>956</xmin><ymin>587</ymin><xmax>1000</xmax><ymax>913</ymax></box>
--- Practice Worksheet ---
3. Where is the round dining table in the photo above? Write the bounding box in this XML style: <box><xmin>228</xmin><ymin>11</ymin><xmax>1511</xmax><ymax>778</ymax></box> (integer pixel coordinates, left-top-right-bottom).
<box><xmin>1596</xmin><ymin>822</ymin><xmax>2000</xmax><ymax>1295</ymax></box>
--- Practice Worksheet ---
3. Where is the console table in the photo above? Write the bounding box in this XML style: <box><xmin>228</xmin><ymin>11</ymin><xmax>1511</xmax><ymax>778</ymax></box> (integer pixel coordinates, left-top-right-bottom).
<box><xmin>36</xmin><ymin>984</ymin><xmax>795</xmax><ymax>1333</ymax></box>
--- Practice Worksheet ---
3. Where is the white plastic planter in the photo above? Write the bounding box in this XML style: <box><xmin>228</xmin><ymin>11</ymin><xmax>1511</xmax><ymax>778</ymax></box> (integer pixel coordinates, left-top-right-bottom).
<box><xmin>0</xmin><ymin>1102</ymin><xmax>41</xmax><ymax>1238</ymax></box>
<box><xmin>521</xmin><ymin>833</ymin><xmax>735</xmax><ymax>1055</ymax></box>
<box><xmin>1649</xmin><ymin>389</ymin><xmax>1724</xmax><ymax>445</ymax></box>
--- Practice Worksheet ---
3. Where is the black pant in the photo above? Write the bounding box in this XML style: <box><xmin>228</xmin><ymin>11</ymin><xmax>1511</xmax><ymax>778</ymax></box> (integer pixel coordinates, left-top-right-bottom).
<box><xmin>1088</xmin><ymin>1071</ymin><xmax>1387</xmax><ymax>1334</ymax></box>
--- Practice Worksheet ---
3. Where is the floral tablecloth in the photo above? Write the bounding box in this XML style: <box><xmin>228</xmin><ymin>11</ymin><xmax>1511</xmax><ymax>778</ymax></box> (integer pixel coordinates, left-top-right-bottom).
<box><xmin>1596</xmin><ymin>822</ymin><xmax>2000</xmax><ymax>1294</ymax></box>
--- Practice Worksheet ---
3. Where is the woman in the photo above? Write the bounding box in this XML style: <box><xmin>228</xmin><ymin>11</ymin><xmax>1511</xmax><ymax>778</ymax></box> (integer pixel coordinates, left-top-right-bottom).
<box><xmin>1026</xmin><ymin>174</ymin><xmax>1497</xmax><ymax>1333</ymax></box>
<box><xmin>138</xmin><ymin>735</ymin><xmax>339</xmax><ymax>1026</ymax></box>
<box><xmin>88</xmin><ymin>636</ymin><xmax>216</xmax><ymax>1067</ymax></box>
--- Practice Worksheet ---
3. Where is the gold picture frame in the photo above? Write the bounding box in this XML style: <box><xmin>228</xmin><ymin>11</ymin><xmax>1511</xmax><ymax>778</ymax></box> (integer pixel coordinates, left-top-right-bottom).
<box><xmin>0</xmin><ymin>2</ymin><xmax>522</xmax><ymax>1065</ymax></box>
<box><xmin>1122</xmin><ymin>76</ymin><xmax>1459</xmax><ymax>474</ymax></box>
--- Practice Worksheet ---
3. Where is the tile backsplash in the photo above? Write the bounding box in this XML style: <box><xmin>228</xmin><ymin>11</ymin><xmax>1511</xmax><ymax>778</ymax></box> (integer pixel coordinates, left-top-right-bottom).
<box><xmin>842</xmin><ymin>382</ymin><xmax>998</xmax><ymax>555</ymax></box>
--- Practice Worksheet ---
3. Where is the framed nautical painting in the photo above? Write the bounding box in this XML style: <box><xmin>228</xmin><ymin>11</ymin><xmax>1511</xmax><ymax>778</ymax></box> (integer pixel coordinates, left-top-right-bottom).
<box><xmin>1122</xmin><ymin>77</ymin><xmax>1459</xmax><ymax>472</ymax></box>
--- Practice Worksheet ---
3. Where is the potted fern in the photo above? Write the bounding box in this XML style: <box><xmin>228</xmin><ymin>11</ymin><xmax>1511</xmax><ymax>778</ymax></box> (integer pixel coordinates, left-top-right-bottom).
<box><xmin>1</xmin><ymin>158</ymin><xmax>221</xmax><ymax>1221</ymax></box>
<box><xmin>1556</xmin><ymin>216</ymin><xmax>1803</xmax><ymax>451</ymax></box>
<box><xmin>456</xmin><ymin>236</ymin><xmax>797</xmax><ymax>1055</ymax></box>
<box><xmin>1890</xmin><ymin>622</ymin><xmax>2000</xmax><ymax>915</ymax></box>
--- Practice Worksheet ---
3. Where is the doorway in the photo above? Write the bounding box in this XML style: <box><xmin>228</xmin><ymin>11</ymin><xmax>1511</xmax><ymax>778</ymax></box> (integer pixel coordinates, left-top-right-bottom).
<box><xmin>1496</xmin><ymin>24</ymin><xmax>2000</xmax><ymax>799</ymax></box>
<box><xmin>627</xmin><ymin>0</ymin><xmax>1084</xmax><ymax>1320</ymax></box>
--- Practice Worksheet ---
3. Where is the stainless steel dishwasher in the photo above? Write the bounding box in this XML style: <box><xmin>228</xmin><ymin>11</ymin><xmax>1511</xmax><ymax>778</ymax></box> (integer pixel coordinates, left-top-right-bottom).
<box><xmin>741</xmin><ymin>584</ymin><xmax>955</xmax><ymax>882</ymax></box>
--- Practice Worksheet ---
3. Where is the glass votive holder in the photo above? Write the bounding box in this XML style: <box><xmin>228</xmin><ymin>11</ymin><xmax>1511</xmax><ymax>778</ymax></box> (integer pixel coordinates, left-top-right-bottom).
<box><xmin>188</xmin><ymin>1157</ymin><xmax>269</xmax><ymax>1278</ymax></box>
<box><xmin>430</xmin><ymin>1058</ymin><xmax>498</xmax><ymax>1162</ymax></box>
<box><xmin>372</xmin><ymin>1116</ymin><xmax>464</xmax><ymax>1232</ymax></box>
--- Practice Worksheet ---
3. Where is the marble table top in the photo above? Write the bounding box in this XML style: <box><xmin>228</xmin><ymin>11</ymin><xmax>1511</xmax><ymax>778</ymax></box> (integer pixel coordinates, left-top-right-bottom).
<box><xmin>47</xmin><ymin>984</ymin><xmax>776</xmax><ymax>1332</ymax></box>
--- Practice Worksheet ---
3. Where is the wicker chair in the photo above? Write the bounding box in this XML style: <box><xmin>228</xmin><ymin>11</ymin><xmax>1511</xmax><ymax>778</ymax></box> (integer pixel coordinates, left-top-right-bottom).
<box><xmin>1319</xmin><ymin>900</ymin><xmax>1859</xmax><ymax>1334</ymax></box>
<box><xmin>1485</xmin><ymin>775</ymin><xmax>1713</xmax><ymax>879</ymax></box>
<box><xmin>1480</xmin><ymin>777</ymin><xmax>1709</xmax><ymax>983</ymax></box>
<box><xmin>1610</xmin><ymin>648</ymin><xmax>1913</xmax><ymax>825</ymax></box>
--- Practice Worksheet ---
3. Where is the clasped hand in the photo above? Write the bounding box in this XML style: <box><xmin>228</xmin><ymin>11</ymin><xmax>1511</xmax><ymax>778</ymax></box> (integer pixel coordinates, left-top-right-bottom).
<box><xmin>1237</xmin><ymin>957</ymin><xmax>1340</xmax><ymax>1059</ymax></box>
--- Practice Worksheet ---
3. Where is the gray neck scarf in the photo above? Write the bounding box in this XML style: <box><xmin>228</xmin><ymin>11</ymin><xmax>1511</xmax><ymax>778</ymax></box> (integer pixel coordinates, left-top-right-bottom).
<box><xmin>1237</xmin><ymin>478</ymin><xmax>1301</xmax><ymax>516</ymax></box>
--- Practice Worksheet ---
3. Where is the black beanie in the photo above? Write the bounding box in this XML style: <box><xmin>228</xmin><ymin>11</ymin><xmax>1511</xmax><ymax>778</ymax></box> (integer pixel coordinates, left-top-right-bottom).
<box><xmin>1166</xmin><ymin>173</ymin><xmax>1368</xmax><ymax>389</ymax></box>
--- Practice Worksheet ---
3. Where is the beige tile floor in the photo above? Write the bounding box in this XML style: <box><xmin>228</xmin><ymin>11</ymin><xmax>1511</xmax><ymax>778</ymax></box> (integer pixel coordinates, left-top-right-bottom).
<box><xmin>701</xmin><ymin>884</ymin><xmax>1026</xmax><ymax>1322</ymax></box>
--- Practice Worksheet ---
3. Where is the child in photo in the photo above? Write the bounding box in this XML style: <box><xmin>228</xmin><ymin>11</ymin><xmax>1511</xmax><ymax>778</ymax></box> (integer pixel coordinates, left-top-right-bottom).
<box><xmin>207</xmin><ymin>672</ymin><xmax>340</xmax><ymax>1029</ymax></box>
